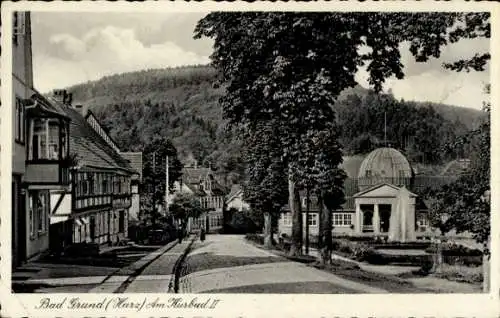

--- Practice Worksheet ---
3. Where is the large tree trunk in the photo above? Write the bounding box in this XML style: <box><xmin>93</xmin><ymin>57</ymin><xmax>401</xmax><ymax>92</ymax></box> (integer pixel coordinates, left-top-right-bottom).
<box><xmin>288</xmin><ymin>173</ymin><xmax>303</xmax><ymax>256</ymax></box>
<box><xmin>263</xmin><ymin>211</ymin><xmax>273</xmax><ymax>248</ymax></box>
<box><xmin>483</xmin><ymin>237</ymin><xmax>490</xmax><ymax>293</ymax></box>
<box><xmin>318</xmin><ymin>191</ymin><xmax>332</xmax><ymax>265</ymax></box>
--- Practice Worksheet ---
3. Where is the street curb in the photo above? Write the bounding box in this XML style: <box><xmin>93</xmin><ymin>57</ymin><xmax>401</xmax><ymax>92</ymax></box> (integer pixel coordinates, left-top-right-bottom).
<box><xmin>170</xmin><ymin>235</ymin><xmax>197</xmax><ymax>293</ymax></box>
<box><xmin>110</xmin><ymin>240</ymin><xmax>179</xmax><ymax>293</ymax></box>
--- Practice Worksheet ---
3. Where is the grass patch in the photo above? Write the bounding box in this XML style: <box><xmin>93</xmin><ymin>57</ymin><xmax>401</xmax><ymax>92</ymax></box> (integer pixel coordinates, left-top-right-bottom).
<box><xmin>433</xmin><ymin>264</ymin><xmax>483</xmax><ymax>284</ymax></box>
<box><xmin>202</xmin><ymin>281</ymin><xmax>359</xmax><ymax>294</ymax></box>
<box><xmin>310</xmin><ymin>261</ymin><xmax>430</xmax><ymax>293</ymax></box>
<box><xmin>183</xmin><ymin>253</ymin><xmax>286</xmax><ymax>276</ymax></box>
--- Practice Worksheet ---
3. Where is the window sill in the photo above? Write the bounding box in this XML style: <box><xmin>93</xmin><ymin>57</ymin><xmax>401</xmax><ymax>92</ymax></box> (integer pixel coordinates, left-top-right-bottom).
<box><xmin>333</xmin><ymin>225</ymin><xmax>353</xmax><ymax>228</ymax></box>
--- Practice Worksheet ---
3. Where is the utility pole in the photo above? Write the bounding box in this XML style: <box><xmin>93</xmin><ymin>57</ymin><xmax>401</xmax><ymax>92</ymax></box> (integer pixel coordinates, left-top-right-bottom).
<box><xmin>384</xmin><ymin>111</ymin><xmax>387</xmax><ymax>147</ymax></box>
<box><xmin>305</xmin><ymin>187</ymin><xmax>310</xmax><ymax>255</ymax></box>
<box><xmin>152</xmin><ymin>152</ymin><xmax>156</xmax><ymax>224</ymax></box>
<box><xmin>165</xmin><ymin>155</ymin><xmax>169</xmax><ymax>216</ymax></box>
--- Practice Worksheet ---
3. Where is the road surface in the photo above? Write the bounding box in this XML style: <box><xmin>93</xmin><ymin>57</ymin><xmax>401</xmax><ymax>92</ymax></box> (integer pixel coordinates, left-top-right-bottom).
<box><xmin>177</xmin><ymin>235</ymin><xmax>387</xmax><ymax>293</ymax></box>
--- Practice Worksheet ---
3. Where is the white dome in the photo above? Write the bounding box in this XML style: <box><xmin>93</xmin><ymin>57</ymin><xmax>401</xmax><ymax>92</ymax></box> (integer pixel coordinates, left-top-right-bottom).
<box><xmin>357</xmin><ymin>147</ymin><xmax>413</xmax><ymax>190</ymax></box>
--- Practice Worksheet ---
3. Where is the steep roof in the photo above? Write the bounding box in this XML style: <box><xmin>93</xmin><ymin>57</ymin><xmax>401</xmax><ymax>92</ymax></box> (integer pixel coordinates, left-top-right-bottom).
<box><xmin>182</xmin><ymin>167</ymin><xmax>211</xmax><ymax>184</ymax></box>
<box><xmin>48</xmin><ymin>98</ymin><xmax>135</xmax><ymax>173</ymax></box>
<box><xmin>358</xmin><ymin>147</ymin><xmax>413</xmax><ymax>179</ymax></box>
<box><xmin>121</xmin><ymin>152</ymin><xmax>143</xmax><ymax>181</ymax></box>
<box><xmin>227</xmin><ymin>184</ymin><xmax>243</xmax><ymax>201</ymax></box>
<box><xmin>441</xmin><ymin>159</ymin><xmax>471</xmax><ymax>176</ymax></box>
<box><xmin>341</xmin><ymin>155</ymin><xmax>366</xmax><ymax>178</ymax></box>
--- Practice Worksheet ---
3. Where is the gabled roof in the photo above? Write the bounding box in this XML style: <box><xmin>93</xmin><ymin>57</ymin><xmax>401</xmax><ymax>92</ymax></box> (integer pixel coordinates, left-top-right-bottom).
<box><xmin>26</xmin><ymin>93</ymin><xmax>69</xmax><ymax>120</ymax></box>
<box><xmin>441</xmin><ymin>159</ymin><xmax>471</xmax><ymax>176</ymax></box>
<box><xmin>341</xmin><ymin>155</ymin><xmax>366</xmax><ymax>178</ymax></box>
<box><xmin>48</xmin><ymin>97</ymin><xmax>135</xmax><ymax>174</ymax></box>
<box><xmin>353</xmin><ymin>183</ymin><xmax>417</xmax><ymax>198</ymax></box>
<box><xmin>182</xmin><ymin>167</ymin><xmax>211</xmax><ymax>184</ymax></box>
<box><xmin>121</xmin><ymin>152</ymin><xmax>143</xmax><ymax>181</ymax></box>
<box><xmin>226</xmin><ymin>184</ymin><xmax>243</xmax><ymax>201</ymax></box>
<box><xmin>85</xmin><ymin>110</ymin><xmax>122</xmax><ymax>153</ymax></box>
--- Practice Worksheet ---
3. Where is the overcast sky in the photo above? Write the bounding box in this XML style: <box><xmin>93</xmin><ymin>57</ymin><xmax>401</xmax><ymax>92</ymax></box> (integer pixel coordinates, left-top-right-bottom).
<box><xmin>31</xmin><ymin>12</ymin><xmax>490</xmax><ymax>110</ymax></box>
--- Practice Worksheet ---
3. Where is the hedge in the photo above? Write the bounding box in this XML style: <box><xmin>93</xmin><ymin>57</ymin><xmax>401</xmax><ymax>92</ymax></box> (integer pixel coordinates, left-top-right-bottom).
<box><xmin>363</xmin><ymin>249</ymin><xmax>432</xmax><ymax>266</ymax></box>
<box><xmin>425</xmin><ymin>244</ymin><xmax>483</xmax><ymax>256</ymax></box>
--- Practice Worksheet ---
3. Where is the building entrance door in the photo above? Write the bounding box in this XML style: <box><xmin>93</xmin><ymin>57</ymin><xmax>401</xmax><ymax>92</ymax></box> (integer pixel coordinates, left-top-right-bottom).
<box><xmin>360</xmin><ymin>204</ymin><xmax>374</xmax><ymax>232</ymax></box>
<box><xmin>90</xmin><ymin>216</ymin><xmax>96</xmax><ymax>242</ymax></box>
<box><xmin>379</xmin><ymin>204</ymin><xmax>392</xmax><ymax>233</ymax></box>
<box><xmin>12</xmin><ymin>176</ymin><xmax>26</xmax><ymax>267</ymax></box>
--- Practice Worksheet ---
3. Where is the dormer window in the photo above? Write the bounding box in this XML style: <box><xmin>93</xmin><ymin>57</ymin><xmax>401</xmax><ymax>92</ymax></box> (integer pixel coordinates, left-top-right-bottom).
<box><xmin>365</xmin><ymin>170</ymin><xmax>372</xmax><ymax>178</ymax></box>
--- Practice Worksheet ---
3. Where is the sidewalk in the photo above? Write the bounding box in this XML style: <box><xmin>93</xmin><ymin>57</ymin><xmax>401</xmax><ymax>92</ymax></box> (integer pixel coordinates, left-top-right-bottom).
<box><xmin>12</xmin><ymin>240</ymin><xmax>181</xmax><ymax>293</ymax></box>
<box><xmin>90</xmin><ymin>238</ymin><xmax>181</xmax><ymax>293</ymax></box>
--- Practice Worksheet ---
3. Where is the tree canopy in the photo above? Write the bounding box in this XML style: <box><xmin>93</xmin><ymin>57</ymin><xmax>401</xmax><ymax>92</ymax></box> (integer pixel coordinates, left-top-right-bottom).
<box><xmin>194</xmin><ymin>11</ymin><xmax>490</xmax><ymax>257</ymax></box>
<box><xmin>169</xmin><ymin>192</ymin><xmax>205</xmax><ymax>222</ymax></box>
<box><xmin>143</xmin><ymin>137</ymin><xmax>183</xmax><ymax>211</ymax></box>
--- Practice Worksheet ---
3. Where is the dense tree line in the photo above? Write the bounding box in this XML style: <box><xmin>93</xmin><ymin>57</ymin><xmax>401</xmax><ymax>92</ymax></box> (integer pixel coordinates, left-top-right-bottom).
<box><xmin>336</xmin><ymin>91</ymin><xmax>473</xmax><ymax>164</ymax></box>
<box><xmin>68</xmin><ymin>64</ymin><xmax>483</xmax><ymax>189</ymax></box>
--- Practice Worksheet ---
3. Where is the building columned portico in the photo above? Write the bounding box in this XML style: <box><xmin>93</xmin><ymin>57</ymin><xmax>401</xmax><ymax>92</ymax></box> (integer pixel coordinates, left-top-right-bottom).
<box><xmin>353</xmin><ymin>183</ymin><xmax>417</xmax><ymax>239</ymax></box>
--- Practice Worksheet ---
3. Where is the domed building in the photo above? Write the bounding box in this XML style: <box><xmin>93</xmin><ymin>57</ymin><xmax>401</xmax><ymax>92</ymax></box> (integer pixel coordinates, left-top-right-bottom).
<box><xmin>357</xmin><ymin>147</ymin><xmax>413</xmax><ymax>190</ymax></box>
<box><xmin>353</xmin><ymin>148</ymin><xmax>417</xmax><ymax>240</ymax></box>
<box><xmin>278</xmin><ymin>146</ymin><xmax>459</xmax><ymax>241</ymax></box>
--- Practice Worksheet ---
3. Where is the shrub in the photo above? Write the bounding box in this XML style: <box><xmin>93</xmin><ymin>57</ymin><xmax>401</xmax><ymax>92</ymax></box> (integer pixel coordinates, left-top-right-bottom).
<box><xmin>245</xmin><ymin>233</ymin><xmax>278</xmax><ymax>246</ymax></box>
<box><xmin>363</xmin><ymin>249</ymin><xmax>432</xmax><ymax>266</ymax></box>
<box><xmin>245</xmin><ymin>233</ymin><xmax>264</xmax><ymax>245</ymax></box>
<box><xmin>372</xmin><ymin>242</ymin><xmax>432</xmax><ymax>250</ymax></box>
<box><xmin>425</xmin><ymin>244</ymin><xmax>483</xmax><ymax>256</ymax></box>
<box><xmin>434</xmin><ymin>264</ymin><xmax>483</xmax><ymax>284</ymax></box>
<box><xmin>420</xmin><ymin>259</ymin><xmax>434</xmax><ymax>274</ymax></box>
<box><xmin>363</xmin><ymin>248</ymin><xmax>390</xmax><ymax>265</ymax></box>
<box><xmin>331</xmin><ymin>239</ymin><xmax>372</xmax><ymax>261</ymax></box>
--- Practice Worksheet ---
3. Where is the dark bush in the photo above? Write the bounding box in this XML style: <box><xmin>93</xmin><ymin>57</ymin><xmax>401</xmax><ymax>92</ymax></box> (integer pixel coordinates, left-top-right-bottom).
<box><xmin>65</xmin><ymin>242</ymin><xmax>100</xmax><ymax>257</ymax></box>
<box><xmin>420</xmin><ymin>259</ymin><xmax>434</xmax><ymax>274</ymax></box>
<box><xmin>245</xmin><ymin>233</ymin><xmax>264</xmax><ymax>245</ymax></box>
<box><xmin>425</xmin><ymin>244</ymin><xmax>483</xmax><ymax>256</ymax></box>
<box><xmin>372</xmin><ymin>242</ymin><xmax>432</xmax><ymax>250</ymax></box>
<box><xmin>245</xmin><ymin>233</ymin><xmax>278</xmax><ymax>246</ymax></box>
<box><xmin>364</xmin><ymin>250</ymin><xmax>432</xmax><ymax>266</ymax></box>
<box><xmin>363</xmin><ymin>249</ymin><xmax>390</xmax><ymax>265</ymax></box>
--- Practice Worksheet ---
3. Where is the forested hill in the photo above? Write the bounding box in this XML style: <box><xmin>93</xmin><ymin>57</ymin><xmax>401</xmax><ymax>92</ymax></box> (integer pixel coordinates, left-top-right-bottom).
<box><xmin>65</xmin><ymin>65</ymin><xmax>485</xmax><ymax>185</ymax></box>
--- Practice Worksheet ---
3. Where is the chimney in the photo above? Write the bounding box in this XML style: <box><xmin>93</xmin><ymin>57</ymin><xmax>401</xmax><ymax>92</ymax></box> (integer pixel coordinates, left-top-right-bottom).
<box><xmin>53</xmin><ymin>89</ymin><xmax>67</xmax><ymax>104</ymax></box>
<box><xmin>66</xmin><ymin>93</ymin><xmax>73</xmax><ymax>106</ymax></box>
<box><xmin>74</xmin><ymin>104</ymin><xmax>84</xmax><ymax>115</ymax></box>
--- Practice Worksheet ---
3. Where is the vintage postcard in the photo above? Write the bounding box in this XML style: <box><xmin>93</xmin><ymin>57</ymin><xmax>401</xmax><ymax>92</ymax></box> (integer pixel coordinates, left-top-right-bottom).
<box><xmin>1</xmin><ymin>1</ymin><xmax>499</xmax><ymax>317</ymax></box>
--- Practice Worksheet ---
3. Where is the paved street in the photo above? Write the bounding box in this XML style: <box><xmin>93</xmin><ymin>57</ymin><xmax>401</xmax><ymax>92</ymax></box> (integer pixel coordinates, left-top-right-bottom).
<box><xmin>178</xmin><ymin>235</ymin><xmax>387</xmax><ymax>293</ymax></box>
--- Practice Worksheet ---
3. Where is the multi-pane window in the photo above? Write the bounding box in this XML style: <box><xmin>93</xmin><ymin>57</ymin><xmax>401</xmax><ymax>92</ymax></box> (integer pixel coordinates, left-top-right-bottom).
<box><xmin>13</xmin><ymin>12</ymin><xmax>25</xmax><ymax>46</ymax></box>
<box><xmin>333</xmin><ymin>213</ymin><xmax>353</xmax><ymax>227</ymax></box>
<box><xmin>102</xmin><ymin>176</ymin><xmax>109</xmax><ymax>194</ymax></box>
<box><xmin>29</xmin><ymin>118</ymin><xmax>66</xmax><ymax>160</ymax></box>
<box><xmin>15</xmin><ymin>97</ymin><xmax>24</xmax><ymax>143</ymax></box>
<box><xmin>282</xmin><ymin>213</ymin><xmax>292</xmax><ymax>226</ymax></box>
<box><xmin>306</xmin><ymin>213</ymin><xmax>318</xmax><ymax>226</ymax></box>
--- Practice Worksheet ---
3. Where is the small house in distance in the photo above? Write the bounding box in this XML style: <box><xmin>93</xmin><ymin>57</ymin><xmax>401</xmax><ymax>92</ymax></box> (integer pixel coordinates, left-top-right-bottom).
<box><xmin>120</xmin><ymin>152</ymin><xmax>143</xmax><ymax>223</ymax></box>
<box><xmin>225</xmin><ymin>184</ymin><xmax>250</xmax><ymax>212</ymax></box>
<box><xmin>168</xmin><ymin>162</ymin><xmax>227</xmax><ymax>233</ymax></box>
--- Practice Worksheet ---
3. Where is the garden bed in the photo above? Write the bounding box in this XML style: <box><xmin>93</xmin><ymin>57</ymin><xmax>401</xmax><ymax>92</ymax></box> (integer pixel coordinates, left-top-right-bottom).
<box><xmin>310</xmin><ymin>260</ymin><xmax>428</xmax><ymax>293</ymax></box>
